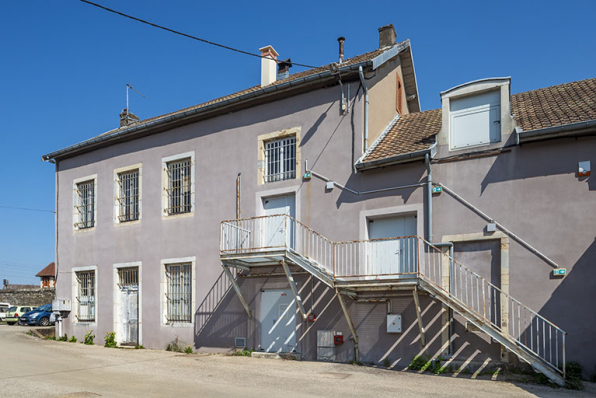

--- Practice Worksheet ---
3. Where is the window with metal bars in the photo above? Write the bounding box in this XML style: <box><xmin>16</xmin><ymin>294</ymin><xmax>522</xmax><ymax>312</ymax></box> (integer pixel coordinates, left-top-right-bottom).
<box><xmin>166</xmin><ymin>158</ymin><xmax>192</xmax><ymax>215</ymax></box>
<box><xmin>117</xmin><ymin>170</ymin><xmax>140</xmax><ymax>222</ymax></box>
<box><xmin>76</xmin><ymin>180</ymin><xmax>95</xmax><ymax>228</ymax></box>
<box><xmin>165</xmin><ymin>263</ymin><xmax>192</xmax><ymax>323</ymax></box>
<box><xmin>76</xmin><ymin>271</ymin><xmax>95</xmax><ymax>322</ymax></box>
<box><xmin>117</xmin><ymin>267</ymin><xmax>139</xmax><ymax>287</ymax></box>
<box><xmin>264</xmin><ymin>136</ymin><xmax>296</xmax><ymax>183</ymax></box>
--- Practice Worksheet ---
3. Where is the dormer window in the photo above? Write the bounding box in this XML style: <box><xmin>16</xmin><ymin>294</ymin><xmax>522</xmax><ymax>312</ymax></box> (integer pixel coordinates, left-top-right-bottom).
<box><xmin>439</xmin><ymin>77</ymin><xmax>511</xmax><ymax>153</ymax></box>
<box><xmin>449</xmin><ymin>90</ymin><xmax>501</xmax><ymax>150</ymax></box>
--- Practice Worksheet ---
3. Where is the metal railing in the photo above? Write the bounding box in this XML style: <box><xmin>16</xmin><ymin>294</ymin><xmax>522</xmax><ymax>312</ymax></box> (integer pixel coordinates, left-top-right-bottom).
<box><xmin>418</xmin><ymin>239</ymin><xmax>566</xmax><ymax>375</ymax></box>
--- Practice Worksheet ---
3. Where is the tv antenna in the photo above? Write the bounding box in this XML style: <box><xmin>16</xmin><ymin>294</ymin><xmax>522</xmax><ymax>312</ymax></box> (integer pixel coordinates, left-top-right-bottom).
<box><xmin>125</xmin><ymin>83</ymin><xmax>146</xmax><ymax>123</ymax></box>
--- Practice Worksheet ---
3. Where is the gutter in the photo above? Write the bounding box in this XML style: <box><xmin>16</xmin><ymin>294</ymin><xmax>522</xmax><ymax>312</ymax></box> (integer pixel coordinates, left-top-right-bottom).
<box><xmin>517</xmin><ymin>120</ymin><xmax>596</xmax><ymax>143</ymax></box>
<box><xmin>42</xmin><ymin>60</ymin><xmax>374</xmax><ymax>162</ymax></box>
<box><xmin>355</xmin><ymin>147</ymin><xmax>433</xmax><ymax>171</ymax></box>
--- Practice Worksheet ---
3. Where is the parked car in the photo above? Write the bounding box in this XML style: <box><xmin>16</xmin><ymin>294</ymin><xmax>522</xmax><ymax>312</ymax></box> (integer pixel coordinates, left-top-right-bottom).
<box><xmin>0</xmin><ymin>303</ymin><xmax>10</xmax><ymax>321</ymax></box>
<box><xmin>5</xmin><ymin>306</ymin><xmax>34</xmax><ymax>325</ymax></box>
<box><xmin>19</xmin><ymin>304</ymin><xmax>53</xmax><ymax>326</ymax></box>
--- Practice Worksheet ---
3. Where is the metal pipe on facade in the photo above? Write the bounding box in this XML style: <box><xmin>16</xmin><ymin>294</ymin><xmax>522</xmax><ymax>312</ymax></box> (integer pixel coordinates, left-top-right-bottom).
<box><xmin>308</xmin><ymin>169</ymin><xmax>424</xmax><ymax>196</ymax></box>
<box><xmin>425</xmin><ymin>153</ymin><xmax>432</xmax><ymax>242</ymax></box>
<box><xmin>358</xmin><ymin>66</ymin><xmax>369</xmax><ymax>151</ymax></box>
<box><xmin>436</xmin><ymin>182</ymin><xmax>562</xmax><ymax>269</ymax></box>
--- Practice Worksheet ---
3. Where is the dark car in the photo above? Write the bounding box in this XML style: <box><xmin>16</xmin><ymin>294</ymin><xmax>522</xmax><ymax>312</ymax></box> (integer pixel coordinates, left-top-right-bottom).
<box><xmin>19</xmin><ymin>304</ymin><xmax>53</xmax><ymax>326</ymax></box>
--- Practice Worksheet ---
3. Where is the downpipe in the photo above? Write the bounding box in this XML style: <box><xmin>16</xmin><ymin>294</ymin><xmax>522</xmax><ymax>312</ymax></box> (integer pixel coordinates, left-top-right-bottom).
<box><xmin>358</xmin><ymin>66</ymin><xmax>369</xmax><ymax>151</ymax></box>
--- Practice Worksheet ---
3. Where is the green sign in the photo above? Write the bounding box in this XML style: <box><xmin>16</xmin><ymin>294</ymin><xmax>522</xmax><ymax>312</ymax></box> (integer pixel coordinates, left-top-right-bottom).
<box><xmin>303</xmin><ymin>172</ymin><xmax>312</xmax><ymax>180</ymax></box>
<box><xmin>553</xmin><ymin>268</ymin><xmax>566</xmax><ymax>276</ymax></box>
<box><xmin>432</xmin><ymin>186</ymin><xmax>442</xmax><ymax>194</ymax></box>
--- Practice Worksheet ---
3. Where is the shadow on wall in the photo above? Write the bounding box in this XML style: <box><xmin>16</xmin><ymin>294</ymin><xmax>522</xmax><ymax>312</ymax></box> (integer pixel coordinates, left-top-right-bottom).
<box><xmin>480</xmin><ymin>137</ymin><xmax>596</xmax><ymax>194</ymax></box>
<box><xmin>539</xmin><ymin>241</ymin><xmax>596</xmax><ymax>377</ymax></box>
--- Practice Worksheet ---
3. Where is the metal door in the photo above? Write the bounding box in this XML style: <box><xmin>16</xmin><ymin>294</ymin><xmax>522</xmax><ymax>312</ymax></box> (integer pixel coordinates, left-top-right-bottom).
<box><xmin>367</xmin><ymin>215</ymin><xmax>417</xmax><ymax>275</ymax></box>
<box><xmin>262</xmin><ymin>195</ymin><xmax>295</xmax><ymax>249</ymax></box>
<box><xmin>260</xmin><ymin>289</ymin><xmax>296</xmax><ymax>353</ymax></box>
<box><xmin>117</xmin><ymin>267</ymin><xmax>139</xmax><ymax>346</ymax></box>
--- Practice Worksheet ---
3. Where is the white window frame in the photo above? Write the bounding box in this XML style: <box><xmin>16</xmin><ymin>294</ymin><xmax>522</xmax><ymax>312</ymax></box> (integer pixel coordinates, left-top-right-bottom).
<box><xmin>113</xmin><ymin>164</ymin><xmax>142</xmax><ymax>225</ymax></box>
<box><xmin>264</xmin><ymin>136</ymin><xmax>296</xmax><ymax>183</ymax></box>
<box><xmin>160</xmin><ymin>257</ymin><xmax>196</xmax><ymax>327</ymax></box>
<box><xmin>161</xmin><ymin>152</ymin><xmax>195</xmax><ymax>218</ymax></box>
<box><xmin>73</xmin><ymin>175</ymin><xmax>97</xmax><ymax>231</ymax></box>
<box><xmin>71</xmin><ymin>265</ymin><xmax>98</xmax><ymax>326</ymax></box>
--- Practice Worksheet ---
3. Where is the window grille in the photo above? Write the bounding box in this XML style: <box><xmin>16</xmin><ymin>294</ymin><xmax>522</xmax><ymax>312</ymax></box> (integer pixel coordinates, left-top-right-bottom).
<box><xmin>118</xmin><ymin>170</ymin><xmax>140</xmax><ymax>222</ymax></box>
<box><xmin>264</xmin><ymin>136</ymin><xmax>296</xmax><ymax>183</ymax></box>
<box><xmin>76</xmin><ymin>271</ymin><xmax>95</xmax><ymax>322</ymax></box>
<box><xmin>165</xmin><ymin>263</ymin><xmax>192</xmax><ymax>323</ymax></box>
<box><xmin>166</xmin><ymin>158</ymin><xmax>192</xmax><ymax>215</ymax></box>
<box><xmin>76</xmin><ymin>180</ymin><xmax>95</xmax><ymax>228</ymax></box>
<box><xmin>117</xmin><ymin>267</ymin><xmax>139</xmax><ymax>287</ymax></box>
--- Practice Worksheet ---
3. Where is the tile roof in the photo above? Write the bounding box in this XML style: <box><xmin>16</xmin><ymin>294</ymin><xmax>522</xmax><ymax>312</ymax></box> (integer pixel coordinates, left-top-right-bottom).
<box><xmin>363</xmin><ymin>78</ymin><xmax>596</xmax><ymax>164</ymax></box>
<box><xmin>96</xmin><ymin>48</ymin><xmax>387</xmax><ymax>139</ymax></box>
<box><xmin>36</xmin><ymin>262</ymin><xmax>55</xmax><ymax>278</ymax></box>
<box><xmin>511</xmin><ymin>78</ymin><xmax>596</xmax><ymax>131</ymax></box>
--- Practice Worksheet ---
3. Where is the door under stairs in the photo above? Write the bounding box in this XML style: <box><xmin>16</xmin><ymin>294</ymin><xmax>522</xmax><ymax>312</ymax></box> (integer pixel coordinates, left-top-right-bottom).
<box><xmin>220</xmin><ymin>214</ymin><xmax>567</xmax><ymax>386</ymax></box>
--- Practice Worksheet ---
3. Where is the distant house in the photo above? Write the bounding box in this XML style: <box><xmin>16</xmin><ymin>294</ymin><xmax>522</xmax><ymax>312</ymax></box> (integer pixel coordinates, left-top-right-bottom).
<box><xmin>36</xmin><ymin>262</ymin><xmax>56</xmax><ymax>288</ymax></box>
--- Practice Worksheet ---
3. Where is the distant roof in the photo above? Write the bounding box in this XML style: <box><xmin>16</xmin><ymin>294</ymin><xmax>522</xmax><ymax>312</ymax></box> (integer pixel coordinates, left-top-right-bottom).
<box><xmin>361</xmin><ymin>78</ymin><xmax>596</xmax><ymax>166</ymax></box>
<box><xmin>43</xmin><ymin>41</ymin><xmax>416</xmax><ymax>162</ymax></box>
<box><xmin>36</xmin><ymin>262</ymin><xmax>55</xmax><ymax>278</ymax></box>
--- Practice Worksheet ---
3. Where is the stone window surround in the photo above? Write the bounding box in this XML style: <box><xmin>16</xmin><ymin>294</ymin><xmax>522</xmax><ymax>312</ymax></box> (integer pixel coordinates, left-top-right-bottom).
<box><xmin>159</xmin><ymin>256</ymin><xmax>196</xmax><ymax>328</ymax></box>
<box><xmin>71</xmin><ymin>265</ymin><xmax>98</xmax><ymax>327</ymax></box>
<box><xmin>72</xmin><ymin>174</ymin><xmax>97</xmax><ymax>232</ymax></box>
<box><xmin>161</xmin><ymin>151</ymin><xmax>195</xmax><ymax>220</ymax></box>
<box><xmin>113</xmin><ymin>163</ymin><xmax>142</xmax><ymax>226</ymax></box>
<box><xmin>257</xmin><ymin>127</ymin><xmax>301</xmax><ymax>185</ymax></box>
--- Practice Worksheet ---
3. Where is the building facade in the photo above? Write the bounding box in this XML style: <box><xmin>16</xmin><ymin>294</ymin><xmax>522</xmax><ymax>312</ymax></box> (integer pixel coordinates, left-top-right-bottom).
<box><xmin>43</xmin><ymin>25</ymin><xmax>595</xmax><ymax>383</ymax></box>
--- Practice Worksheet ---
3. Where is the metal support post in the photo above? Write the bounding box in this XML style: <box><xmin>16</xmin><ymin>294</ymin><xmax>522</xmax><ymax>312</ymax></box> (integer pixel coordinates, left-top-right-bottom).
<box><xmin>281</xmin><ymin>259</ymin><xmax>307</xmax><ymax>320</ymax></box>
<box><xmin>222</xmin><ymin>263</ymin><xmax>252</xmax><ymax>319</ymax></box>
<box><xmin>413</xmin><ymin>287</ymin><xmax>427</xmax><ymax>347</ymax></box>
<box><xmin>336</xmin><ymin>289</ymin><xmax>359</xmax><ymax>363</ymax></box>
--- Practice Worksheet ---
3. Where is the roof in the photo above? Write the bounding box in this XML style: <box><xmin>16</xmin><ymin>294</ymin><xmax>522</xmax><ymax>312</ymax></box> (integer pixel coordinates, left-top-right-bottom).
<box><xmin>36</xmin><ymin>262</ymin><xmax>55</xmax><ymax>278</ymax></box>
<box><xmin>361</xmin><ymin>78</ymin><xmax>596</xmax><ymax>166</ymax></box>
<box><xmin>43</xmin><ymin>41</ymin><xmax>415</xmax><ymax>162</ymax></box>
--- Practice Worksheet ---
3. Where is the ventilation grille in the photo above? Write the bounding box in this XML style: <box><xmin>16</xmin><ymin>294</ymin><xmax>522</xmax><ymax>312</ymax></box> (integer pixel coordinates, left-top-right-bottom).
<box><xmin>234</xmin><ymin>337</ymin><xmax>246</xmax><ymax>348</ymax></box>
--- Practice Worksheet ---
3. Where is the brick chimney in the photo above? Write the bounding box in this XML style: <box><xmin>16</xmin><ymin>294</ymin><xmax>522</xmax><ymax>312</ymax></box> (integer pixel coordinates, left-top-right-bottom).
<box><xmin>259</xmin><ymin>45</ymin><xmax>279</xmax><ymax>87</ymax></box>
<box><xmin>378</xmin><ymin>24</ymin><xmax>396</xmax><ymax>48</ymax></box>
<box><xmin>119</xmin><ymin>109</ymin><xmax>140</xmax><ymax>127</ymax></box>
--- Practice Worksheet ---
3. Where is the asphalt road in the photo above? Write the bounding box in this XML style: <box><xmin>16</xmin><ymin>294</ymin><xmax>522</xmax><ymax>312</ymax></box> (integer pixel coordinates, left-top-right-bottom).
<box><xmin>0</xmin><ymin>324</ymin><xmax>594</xmax><ymax>398</ymax></box>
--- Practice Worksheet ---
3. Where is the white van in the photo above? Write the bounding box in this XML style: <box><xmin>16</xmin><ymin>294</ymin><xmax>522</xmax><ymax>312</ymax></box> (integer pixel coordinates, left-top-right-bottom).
<box><xmin>0</xmin><ymin>303</ymin><xmax>11</xmax><ymax>321</ymax></box>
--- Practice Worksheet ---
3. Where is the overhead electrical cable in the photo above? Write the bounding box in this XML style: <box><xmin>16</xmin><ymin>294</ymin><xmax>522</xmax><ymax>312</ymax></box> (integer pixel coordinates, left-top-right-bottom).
<box><xmin>79</xmin><ymin>0</ymin><xmax>319</xmax><ymax>69</ymax></box>
<box><xmin>0</xmin><ymin>205</ymin><xmax>55</xmax><ymax>214</ymax></box>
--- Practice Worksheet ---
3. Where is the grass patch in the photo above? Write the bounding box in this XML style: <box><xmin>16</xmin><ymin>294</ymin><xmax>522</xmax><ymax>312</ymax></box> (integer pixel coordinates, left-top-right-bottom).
<box><xmin>233</xmin><ymin>347</ymin><xmax>254</xmax><ymax>357</ymax></box>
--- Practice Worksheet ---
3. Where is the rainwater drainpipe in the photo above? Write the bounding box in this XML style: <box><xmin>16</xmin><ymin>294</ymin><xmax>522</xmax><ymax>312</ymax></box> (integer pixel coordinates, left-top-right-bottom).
<box><xmin>425</xmin><ymin>153</ymin><xmax>432</xmax><ymax>242</ymax></box>
<box><xmin>358</xmin><ymin>66</ymin><xmax>369</xmax><ymax>151</ymax></box>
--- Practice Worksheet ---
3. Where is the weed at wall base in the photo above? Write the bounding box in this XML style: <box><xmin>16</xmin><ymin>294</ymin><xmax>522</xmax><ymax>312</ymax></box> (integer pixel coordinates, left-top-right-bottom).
<box><xmin>104</xmin><ymin>332</ymin><xmax>117</xmax><ymax>348</ymax></box>
<box><xmin>84</xmin><ymin>331</ymin><xmax>95</xmax><ymax>345</ymax></box>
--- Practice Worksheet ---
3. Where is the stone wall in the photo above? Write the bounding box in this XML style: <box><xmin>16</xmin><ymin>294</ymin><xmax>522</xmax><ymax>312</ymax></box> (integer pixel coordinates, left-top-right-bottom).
<box><xmin>0</xmin><ymin>288</ymin><xmax>55</xmax><ymax>306</ymax></box>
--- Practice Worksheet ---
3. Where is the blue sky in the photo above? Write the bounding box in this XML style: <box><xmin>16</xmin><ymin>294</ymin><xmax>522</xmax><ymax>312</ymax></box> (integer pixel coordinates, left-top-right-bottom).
<box><xmin>0</xmin><ymin>1</ymin><xmax>594</xmax><ymax>284</ymax></box>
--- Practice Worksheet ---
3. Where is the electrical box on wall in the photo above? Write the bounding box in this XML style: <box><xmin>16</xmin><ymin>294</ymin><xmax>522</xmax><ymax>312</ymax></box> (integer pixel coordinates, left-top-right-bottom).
<box><xmin>52</xmin><ymin>299</ymin><xmax>71</xmax><ymax>312</ymax></box>
<box><xmin>387</xmin><ymin>314</ymin><xmax>402</xmax><ymax>333</ymax></box>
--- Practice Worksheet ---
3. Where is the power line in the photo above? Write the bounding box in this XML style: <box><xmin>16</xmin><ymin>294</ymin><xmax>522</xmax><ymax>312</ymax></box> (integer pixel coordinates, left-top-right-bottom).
<box><xmin>0</xmin><ymin>205</ymin><xmax>55</xmax><ymax>214</ymax></box>
<box><xmin>79</xmin><ymin>0</ymin><xmax>319</xmax><ymax>69</ymax></box>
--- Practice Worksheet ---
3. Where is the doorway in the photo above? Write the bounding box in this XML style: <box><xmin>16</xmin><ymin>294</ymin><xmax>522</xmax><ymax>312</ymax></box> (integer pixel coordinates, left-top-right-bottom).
<box><xmin>260</xmin><ymin>289</ymin><xmax>297</xmax><ymax>353</ymax></box>
<box><xmin>117</xmin><ymin>267</ymin><xmax>139</xmax><ymax>346</ymax></box>
<box><xmin>367</xmin><ymin>214</ymin><xmax>417</xmax><ymax>275</ymax></box>
<box><xmin>261</xmin><ymin>194</ymin><xmax>295</xmax><ymax>249</ymax></box>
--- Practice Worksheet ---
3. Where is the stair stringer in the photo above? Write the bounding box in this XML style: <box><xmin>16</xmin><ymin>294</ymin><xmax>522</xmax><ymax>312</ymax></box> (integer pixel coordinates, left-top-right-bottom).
<box><xmin>418</xmin><ymin>277</ymin><xmax>565</xmax><ymax>386</ymax></box>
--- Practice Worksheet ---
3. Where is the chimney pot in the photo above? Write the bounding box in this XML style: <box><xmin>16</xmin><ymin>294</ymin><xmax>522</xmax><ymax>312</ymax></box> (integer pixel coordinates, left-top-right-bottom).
<box><xmin>259</xmin><ymin>45</ymin><xmax>279</xmax><ymax>87</ymax></box>
<box><xmin>337</xmin><ymin>37</ymin><xmax>345</xmax><ymax>64</ymax></box>
<box><xmin>277</xmin><ymin>58</ymin><xmax>293</xmax><ymax>81</ymax></box>
<box><xmin>378</xmin><ymin>24</ymin><xmax>396</xmax><ymax>48</ymax></box>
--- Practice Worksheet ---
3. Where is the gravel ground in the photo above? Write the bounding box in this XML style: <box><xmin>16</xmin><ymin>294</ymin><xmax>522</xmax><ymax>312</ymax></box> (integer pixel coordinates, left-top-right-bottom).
<box><xmin>0</xmin><ymin>325</ymin><xmax>594</xmax><ymax>398</ymax></box>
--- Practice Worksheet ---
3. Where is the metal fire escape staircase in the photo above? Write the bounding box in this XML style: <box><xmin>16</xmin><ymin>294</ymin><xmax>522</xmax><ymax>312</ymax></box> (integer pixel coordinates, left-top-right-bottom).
<box><xmin>220</xmin><ymin>214</ymin><xmax>566</xmax><ymax>386</ymax></box>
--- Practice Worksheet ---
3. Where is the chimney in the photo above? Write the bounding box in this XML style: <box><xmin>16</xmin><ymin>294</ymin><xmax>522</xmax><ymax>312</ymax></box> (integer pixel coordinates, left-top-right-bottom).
<box><xmin>277</xmin><ymin>58</ymin><xmax>292</xmax><ymax>81</ymax></box>
<box><xmin>337</xmin><ymin>37</ymin><xmax>345</xmax><ymax>64</ymax></box>
<box><xmin>378</xmin><ymin>24</ymin><xmax>396</xmax><ymax>48</ymax></box>
<box><xmin>119</xmin><ymin>109</ymin><xmax>139</xmax><ymax>127</ymax></box>
<box><xmin>259</xmin><ymin>45</ymin><xmax>279</xmax><ymax>87</ymax></box>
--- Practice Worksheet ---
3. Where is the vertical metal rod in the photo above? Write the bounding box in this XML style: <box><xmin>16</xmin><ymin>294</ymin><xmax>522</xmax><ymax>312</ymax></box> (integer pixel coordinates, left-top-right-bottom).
<box><xmin>412</xmin><ymin>288</ymin><xmax>426</xmax><ymax>347</ymax></box>
<box><xmin>236</xmin><ymin>173</ymin><xmax>241</xmax><ymax>219</ymax></box>
<box><xmin>222</xmin><ymin>264</ymin><xmax>252</xmax><ymax>319</ymax></box>
<box><xmin>336</xmin><ymin>290</ymin><xmax>359</xmax><ymax>362</ymax></box>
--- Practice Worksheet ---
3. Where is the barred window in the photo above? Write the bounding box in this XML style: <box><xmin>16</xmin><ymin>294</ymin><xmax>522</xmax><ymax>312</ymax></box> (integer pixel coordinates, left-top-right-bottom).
<box><xmin>76</xmin><ymin>271</ymin><xmax>95</xmax><ymax>322</ymax></box>
<box><xmin>76</xmin><ymin>180</ymin><xmax>95</xmax><ymax>229</ymax></box>
<box><xmin>264</xmin><ymin>136</ymin><xmax>296</xmax><ymax>183</ymax></box>
<box><xmin>166</xmin><ymin>158</ymin><xmax>192</xmax><ymax>215</ymax></box>
<box><xmin>117</xmin><ymin>169</ymin><xmax>139</xmax><ymax>222</ymax></box>
<box><xmin>165</xmin><ymin>263</ymin><xmax>192</xmax><ymax>323</ymax></box>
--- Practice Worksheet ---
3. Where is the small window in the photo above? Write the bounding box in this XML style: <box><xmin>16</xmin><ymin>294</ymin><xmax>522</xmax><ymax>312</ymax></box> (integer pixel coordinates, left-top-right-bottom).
<box><xmin>76</xmin><ymin>271</ymin><xmax>95</xmax><ymax>322</ymax></box>
<box><xmin>165</xmin><ymin>263</ymin><xmax>192</xmax><ymax>323</ymax></box>
<box><xmin>264</xmin><ymin>136</ymin><xmax>296</xmax><ymax>183</ymax></box>
<box><xmin>166</xmin><ymin>158</ymin><xmax>192</xmax><ymax>215</ymax></box>
<box><xmin>76</xmin><ymin>180</ymin><xmax>95</xmax><ymax>229</ymax></box>
<box><xmin>117</xmin><ymin>169</ymin><xmax>140</xmax><ymax>222</ymax></box>
<box><xmin>449</xmin><ymin>90</ymin><xmax>501</xmax><ymax>150</ymax></box>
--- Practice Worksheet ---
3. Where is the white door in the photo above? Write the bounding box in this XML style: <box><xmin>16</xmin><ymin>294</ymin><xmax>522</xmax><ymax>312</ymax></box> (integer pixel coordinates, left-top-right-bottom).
<box><xmin>262</xmin><ymin>195</ymin><xmax>295</xmax><ymax>249</ymax></box>
<box><xmin>119</xmin><ymin>286</ymin><xmax>138</xmax><ymax>345</ymax></box>
<box><xmin>367</xmin><ymin>215</ymin><xmax>417</xmax><ymax>275</ymax></box>
<box><xmin>260</xmin><ymin>289</ymin><xmax>297</xmax><ymax>353</ymax></box>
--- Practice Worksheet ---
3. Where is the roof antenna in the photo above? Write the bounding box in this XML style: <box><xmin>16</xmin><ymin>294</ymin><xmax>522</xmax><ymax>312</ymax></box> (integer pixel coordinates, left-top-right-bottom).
<box><xmin>125</xmin><ymin>84</ymin><xmax>145</xmax><ymax>124</ymax></box>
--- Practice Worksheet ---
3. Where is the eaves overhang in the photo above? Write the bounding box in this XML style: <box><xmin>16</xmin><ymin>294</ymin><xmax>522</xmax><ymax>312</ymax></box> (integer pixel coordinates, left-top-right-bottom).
<box><xmin>42</xmin><ymin>60</ymin><xmax>375</xmax><ymax>162</ymax></box>
<box><xmin>517</xmin><ymin>120</ymin><xmax>596</xmax><ymax>143</ymax></box>
<box><xmin>355</xmin><ymin>146</ymin><xmax>435</xmax><ymax>171</ymax></box>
